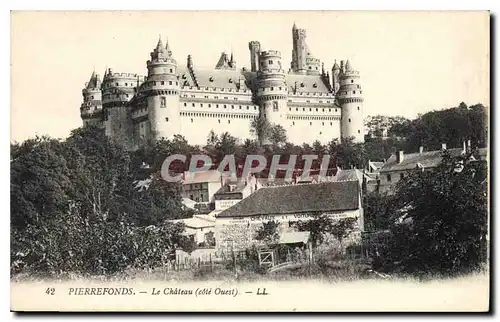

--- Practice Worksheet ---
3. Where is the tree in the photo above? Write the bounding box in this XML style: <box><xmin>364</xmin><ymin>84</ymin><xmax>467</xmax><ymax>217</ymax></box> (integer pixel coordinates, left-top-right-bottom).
<box><xmin>328</xmin><ymin>217</ymin><xmax>358</xmax><ymax>252</ymax></box>
<box><xmin>294</xmin><ymin>214</ymin><xmax>332</xmax><ymax>247</ymax></box>
<box><xmin>250</xmin><ymin>115</ymin><xmax>272</xmax><ymax>146</ymax></box>
<box><xmin>378</xmin><ymin>151</ymin><xmax>488</xmax><ymax>276</ymax></box>
<box><xmin>269</xmin><ymin>124</ymin><xmax>288</xmax><ymax>146</ymax></box>
<box><xmin>255</xmin><ymin>220</ymin><xmax>280</xmax><ymax>245</ymax></box>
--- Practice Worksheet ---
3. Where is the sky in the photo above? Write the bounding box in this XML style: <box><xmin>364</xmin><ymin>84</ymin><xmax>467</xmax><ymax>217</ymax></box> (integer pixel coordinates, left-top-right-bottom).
<box><xmin>10</xmin><ymin>11</ymin><xmax>489</xmax><ymax>142</ymax></box>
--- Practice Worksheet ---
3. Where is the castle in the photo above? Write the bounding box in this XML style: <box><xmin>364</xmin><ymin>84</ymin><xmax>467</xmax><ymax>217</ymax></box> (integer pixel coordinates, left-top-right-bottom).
<box><xmin>80</xmin><ymin>24</ymin><xmax>364</xmax><ymax>147</ymax></box>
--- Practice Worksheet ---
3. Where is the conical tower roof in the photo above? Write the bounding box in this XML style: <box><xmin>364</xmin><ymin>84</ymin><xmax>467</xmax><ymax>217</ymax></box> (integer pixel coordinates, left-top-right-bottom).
<box><xmin>345</xmin><ymin>60</ymin><xmax>352</xmax><ymax>72</ymax></box>
<box><xmin>333</xmin><ymin>59</ymin><xmax>340</xmax><ymax>70</ymax></box>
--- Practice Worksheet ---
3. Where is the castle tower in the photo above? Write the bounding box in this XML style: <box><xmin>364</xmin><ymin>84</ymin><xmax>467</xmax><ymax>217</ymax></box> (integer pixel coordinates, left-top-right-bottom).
<box><xmin>337</xmin><ymin>60</ymin><xmax>364</xmax><ymax>143</ymax></box>
<box><xmin>144</xmin><ymin>37</ymin><xmax>181</xmax><ymax>140</ymax></box>
<box><xmin>291</xmin><ymin>23</ymin><xmax>307</xmax><ymax>74</ymax></box>
<box><xmin>255</xmin><ymin>50</ymin><xmax>288</xmax><ymax>142</ymax></box>
<box><xmin>80</xmin><ymin>71</ymin><xmax>103</xmax><ymax>127</ymax></box>
<box><xmin>332</xmin><ymin>60</ymin><xmax>341</xmax><ymax>93</ymax></box>
<box><xmin>101</xmin><ymin>68</ymin><xmax>137</xmax><ymax>142</ymax></box>
<box><xmin>248</xmin><ymin>41</ymin><xmax>261</xmax><ymax>72</ymax></box>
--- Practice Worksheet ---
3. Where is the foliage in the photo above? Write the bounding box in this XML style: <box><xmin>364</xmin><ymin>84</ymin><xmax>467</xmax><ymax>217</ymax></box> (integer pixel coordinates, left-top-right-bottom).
<box><xmin>293</xmin><ymin>214</ymin><xmax>332</xmax><ymax>247</ymax></box>
<box><xmin>375</xmin><ymin>152</ymin><xmax>488</xmax><ymax>276</ymax></box>
<box><xmin>11</xmin><ymin>126</ymin><xmax>194</xmax><ymax>277</ymax></box>
<box><xmin>328</xmin><ymin>217</ymin><xmax>358</xmax><ymax>250</ymax></box>
<box><xmin>254</xmin><ymin>220</ymin><xmax>280</xmax><ymax>244</ymax></box>
<box><xmin>363</xmin><ymin>192</ymin><xmax>394</xmax><ymax>231</ymax></box>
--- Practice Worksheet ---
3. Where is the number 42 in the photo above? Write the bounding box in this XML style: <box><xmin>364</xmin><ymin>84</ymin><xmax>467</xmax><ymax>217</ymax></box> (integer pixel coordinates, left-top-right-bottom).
<box><xmin>45</xmin><ymin>287</ymin><xmax>55</xmax><ymax>295</ymax></box>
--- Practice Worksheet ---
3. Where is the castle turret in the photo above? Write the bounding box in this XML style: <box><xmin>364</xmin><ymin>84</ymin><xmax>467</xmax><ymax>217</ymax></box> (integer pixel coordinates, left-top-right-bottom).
<box><xmin>101</xmin><ymin>67</ymin><xmax>137</xmax><ymax>141</ymax></box>
<box><xmin>337</xmin><ymin>60</ymin><xmax>364</xmax><ymax>143</ymax></box>
<box><xmin>332</xmin><ymin>60</ymin><xmax>341</xmax><ymax>93</ymax></box>
<box><xmin>291</xmin><ymin>24</ymin><xmax>307</xmax><ymax>74</ymax></box>
<box><xmin>255</xmin><ymin>50</ymin><xmax>287</xmax><ymax>143</ymax></box>
<box><xmin>248</xmin><ymin>41</ymin><xmax>261</xmax><ymax>72</ymax></box>
<box><xmin>143</xmin><ymin>36</ymin><xmax>181</xmax><ymax>140</ymax></box>
<box><xmin>80</xmin><ymin>71</ymin><xmax>103</xmax><ymax>127</ymax></box>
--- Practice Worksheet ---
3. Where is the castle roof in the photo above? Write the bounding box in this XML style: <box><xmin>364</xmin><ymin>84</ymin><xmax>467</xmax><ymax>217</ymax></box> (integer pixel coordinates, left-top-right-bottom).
<box><xmin>333</xmin><ymin>60</ymin><xmax>340</xmax><ymax>70</ymax></box>
<box><xmin>179</xmin><ymin>67</ymin><xmax>250</xmax><ymax>91</ymax></box>
<box><xmin>344</xmin><ymin>60</ymin><xmax>352</xmax><ymax>72</ymax></box>
<box><xmin>217</xmin><ymin>181</ymin><xmax>360</xmax><ymax>218</ymax></box>
<box><xmin>286</xmin><ymin>74</ymin><xmax>331</xmax><ymax>94</ymax></box>
<box><xmin>85</xmin><ymin>70</ymin><xmax>100</xmax><ymax>89</ymax></box>
<box><xmin>379</xmin><ymin>148</ymin><xmax>465</xmax><ymax>173</ymax></box>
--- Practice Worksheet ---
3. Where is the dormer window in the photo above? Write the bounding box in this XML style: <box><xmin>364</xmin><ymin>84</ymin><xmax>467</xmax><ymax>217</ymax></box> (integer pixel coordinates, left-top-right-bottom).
<box><xmin>229</xmin><ymin>78</ymin><xmax>233</xmax><ymax>83</ymax></box>
<box><xmin>300</xmin><ymin>83</ymin><xmax>305</xmax><ymax>87</ymax></box>
<box><xmin>209</xmin><ymin>77</ymin><xmax>214</xmax><ymax>82</ymax></box>
<box><xmin>182</xmin><ymin>74</ymin><xmax>187</xmax><ymax>79</ymax></box>
<box><xmin>313</xmin><ymin>83</ymin><xmax>318</xmax><ymax>88</ymax></box>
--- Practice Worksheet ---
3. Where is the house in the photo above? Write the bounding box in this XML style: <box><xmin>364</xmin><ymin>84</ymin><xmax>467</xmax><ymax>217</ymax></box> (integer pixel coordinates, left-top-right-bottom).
<box><xmin>378</xmin><ymin>142</ymin><xmax>475</xmax><ymax>193</ymax></box>
<box><xmin>213</xmin><ymin>175</ymin><xmax>261</xmax><ymax>211</ymax></box>
<box><xmin>214</xmin><ymin>181</ymin><xmax>363</xmax><ymax>254</ymax></box>
<box><xmin>181</xmin><ymin>170</ymin><xmax>225</xmax><ymax>203</ymax></box>
<box><xmin>169</xmin><ymin>214</ymin><xmax>216</xmax><ymax>246</ymax></box>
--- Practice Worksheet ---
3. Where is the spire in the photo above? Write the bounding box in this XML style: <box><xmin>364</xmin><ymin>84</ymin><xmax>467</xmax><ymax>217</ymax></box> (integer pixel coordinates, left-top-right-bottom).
<box><xmin>333</xmin><ymin>59</ymin><xmax>340</xmax><ymax>70</ymax></box>
<box><xmin>293</xmin><ymin>21</ymin><xmax>297</xmax><ymax>30</ymax></box>
<box><xmin>345</xmin><ymin>59</ymin><xmax>352</xmax><ymax>72</ymax></box>
<box><xmin>156</xmin><ymin>35</ymin><xmax>164</xmax><ymax>51</ymax></box>
<box><xmin>165</xmin><ymin>37</ymin><xmax>172</xmax><ymax>57</ymax></box>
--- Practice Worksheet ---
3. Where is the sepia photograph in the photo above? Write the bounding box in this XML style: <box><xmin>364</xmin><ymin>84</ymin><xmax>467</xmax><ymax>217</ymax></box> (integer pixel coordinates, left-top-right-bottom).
<box><xmin>9</xmin><ymin>10</ymin><xmax>490</xmax><ymax>312</ymax></box>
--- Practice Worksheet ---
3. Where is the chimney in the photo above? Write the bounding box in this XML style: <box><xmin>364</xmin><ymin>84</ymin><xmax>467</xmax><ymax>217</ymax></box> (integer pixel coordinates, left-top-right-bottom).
<box><xmin>462</xmin><ymin>140</ymin><xmax>467</xmax><ymax>153</ymax></box>
<box><xmin>467</xmin><ymin>140</ymin><xmax>471</xmax><ymax>152</ymax></box>
<box><xmin>187</xmin><ymin>55</ymin><xmax>193</xmax><ymax>69</ymax></box>
<box><xmin>396</xmin><ymin>151</ymin><xmax>404</xmax><ymax>164</ymax></box>
<box><xmin>419</xmin><ymin>146</ymin><xmax>424</xmax><ymax>154</ymax></box>
<box><xmin>441</xmin><ymin>143</ymin><xmax>447</xmax><ymax>150</ymax></box>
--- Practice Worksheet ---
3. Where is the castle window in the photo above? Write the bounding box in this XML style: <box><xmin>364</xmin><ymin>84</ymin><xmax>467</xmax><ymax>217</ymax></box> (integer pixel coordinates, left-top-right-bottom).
<box><xmin>228</xmin><ymin>120</ymin><xmax>231</xmax><ymax>124</ymax></box>
<box><xmin>308</xmin><ymin>66</ymin><xmax>312</xmax><ymax>70</ymax></box>
<box><xmin>353</xmin><ymin>91</ymin><xmax>356</xmax><ymax>94</ymax></box>
<box><xmin>216</xmin><ymin>104</ymin><xmax>219</xmax><ymax>108</ymax></box>
<box><xmin>239</xmin><ymin>106</ymin><xmax>242</xmax><ymax>109</ymax></box>
<box><xmin>169</xmin><ymin>81</ymin><xmax>173</xmax><ymax>85</ymax></box>
<box><xmin>176</xmin><ymin>82</ymin><xmax>178</xmax><ymax>85</ymax></box>
<box><xmin>192</xmin><ymin>103</ymin><xmax>195</xmax><ymax>107</ymax></box>
<box><xmin>349</xmin><ymin>118</ymin><xmax>351</xmax><ymax>122</ymax></box>
<box><xmin>306</xmin><ymin>100</ymin><xmax>310</xmax><ymax>103</ymax></box>
<box><xmin>218</xmin><ymin>119</ymin><xmax>221</xmax><ymax>123</ymax></box>
<box><xmin>269</xmin><ymin>60</ymin><xmax>273</xmax><ymax>65</ymax></box>
<box><xmin>296</xmin><ymin>108</ymin><xmax>298</xmax><ymax>111</ymax></box>
<box><xmin>310</xmin><ymin>122</ymin><xmax>312</xmax><ymax>126</ymax></box>
<box><xmin>254</xmin><ymin>106</ymin><xmax>257</xmax><ymax>110</ymax></box>
<box><xmin>191</xmin><ymin>119</ymin><xmax>193</xmax><ymax>123</ymax></box>
<box><xmin>160</xmin><ymin>97</ymin><xmax>166</xmax><ymax>108</ymax></box>
<box><xmin>322</xmin><ymin>108</ymin><xmax>325</xmax><ymax>112</ymax></box>
<box><xmin>330</xmin><ymin>122</ymin><xmax>332</xmax><ymax>126</ymax></box>
<box><xmin>247</xmin><ymin>106</ymin><xmax>249</xmax><ymax>110</ymax></box>
<box><xmin>293</xmin><ymin>121</ymin><xmax>295</xmax><ymax>125</ymax></box>
<box><xmin>357</xmin><ymin>106</ymin><xmax>360</xmax><ymax>110</ymax></box>
<box><xmin>316</xmin><ymin>108</ymin><xmax>318</xmax><ymax>112</ymax></box>
<box><xmin>303</xmin><ymin>108</ymin><xmax>305</xmax><ymax>111</ymax></box>
<box><xmin>170</xmin><ymin>69</ymin><xmax>173</xmax><ymax>73</ymax></box>
<box><xmin>183</xmin><ymin>103</ymin><xmax>186</xmax><ymax>107</ymax></box>
<box><xmin>271</xmin><ymin>87</ymin><xmax>274</xmax><ymax>91</ymax></box>
<box><xmin>351</xmin><ymin>80</ymin><xmax>354</xmax><ymax>83</ymax></box>
<box><xmin>224</xmin><ymin>105</ymin><xmax>227</xmax><ymax>108</ymax></box>
<box><xmin>224</xmin><ymin>97</ymin><xmax>228</xmax><ymax>99</ymax></box>
<box><xmin>387</xmin><ymin>174</ymin><xmax>392</xmax><ymax>182</ymax></box>
<box><xmin>335</xmin><ymin>109</ymin><xmax>337</xmax><ymax>112</ymax></box>
<box><xmin>289</xmin><ymin>108</ymin><xmax>291</xmax><ymax>111</ymax></box>
<box><xmin>116</xmin><ymin>83</ymin><xmax>119</xmax><ymax>86</ymax></box>
<box><xmin>201</xmin><ymin>104</ymin><xmax>203</xmax><ymax>107</ymax></box>
<box><xmin>161</xmin><ymin>81</ymin><xmax>165</xmax><ymax>85</ymax></box>
<box><xmin>358</xmin><ymin>130</ymin><xmax>361</xmax><ymax>134</ymax></box>
<box><xmin>165</xmin><ymin>117</ymin><xmax>169</xmax><ymax>122</ymax></box>
<box><xmin>209</xmin><ymin>104</ymin><xmax>211</xmax><ymax>107</ymax></box>
<box><xmin>91</xmin><ymin>96</ymin><xmax>94</xmax><ymax>99</ymax></box>
<box><xmin>231</xmin><ymin>105</ymin><xmax>234</xmax><ymax>109</ymax></box>
<box><xmin>322</xmin><ymin>122</ymin><xmax>324</xmax><ymax>126</ymax></box>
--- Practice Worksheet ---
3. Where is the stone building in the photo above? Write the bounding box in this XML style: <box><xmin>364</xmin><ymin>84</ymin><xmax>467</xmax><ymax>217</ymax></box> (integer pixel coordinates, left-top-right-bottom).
<box><xmin>214</xmin><ymin>181</ymin><xmax>363</xmax><ymax>254</ymax></box>
<box><xmin>377</xmin><ymin>142</ymin><xmax>477</xmax><ymax>193</ymax></box>
<box><xmin>80</xmin><ymin>24</ymin><xmax>364</xmax><ymax>147</ymax></box>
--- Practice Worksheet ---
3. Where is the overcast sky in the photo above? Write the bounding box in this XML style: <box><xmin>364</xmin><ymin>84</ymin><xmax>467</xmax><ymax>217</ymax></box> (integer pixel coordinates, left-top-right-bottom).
<box><xmin>11</xmin><ymin>11</ymin><xmax>489</xmax><ymax>142</ymax></box>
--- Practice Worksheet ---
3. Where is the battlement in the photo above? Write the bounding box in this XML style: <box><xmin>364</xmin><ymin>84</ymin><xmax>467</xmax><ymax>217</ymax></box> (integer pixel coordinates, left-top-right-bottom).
<box><xmin>104</xmin><ymin>72</ymin><xmax>143</xmax><ymax>79</ymax></box>
<box><xmin>260</xmin><ymin>50</ymin><xmax>281</xmax><ymax>57</ymax></box>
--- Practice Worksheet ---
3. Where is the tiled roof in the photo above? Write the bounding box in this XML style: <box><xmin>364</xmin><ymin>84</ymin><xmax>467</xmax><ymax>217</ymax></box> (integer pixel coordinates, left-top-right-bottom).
<box><xmin>286</xmin><ymin>74</ymin><xmax>331</xmax><ymax>93</ymax></box>
<box><xmin>183</xmin><ymin>170</ymin><xmax>223</xmax><ymax>184</ymax></box>
<box><xmin>217</xmin><ymin>181</ymin><xmax>360</xmax><ymax>218</ymax></box>
<box><xmin>379</xmin><ymin>148</ymin><xmax>465</xmax><ymax>172</ymax></box>
<box><xmin>180</xmin><ymin>68</ymin><xmax>250</xmax><ymax>90</ymax></box>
